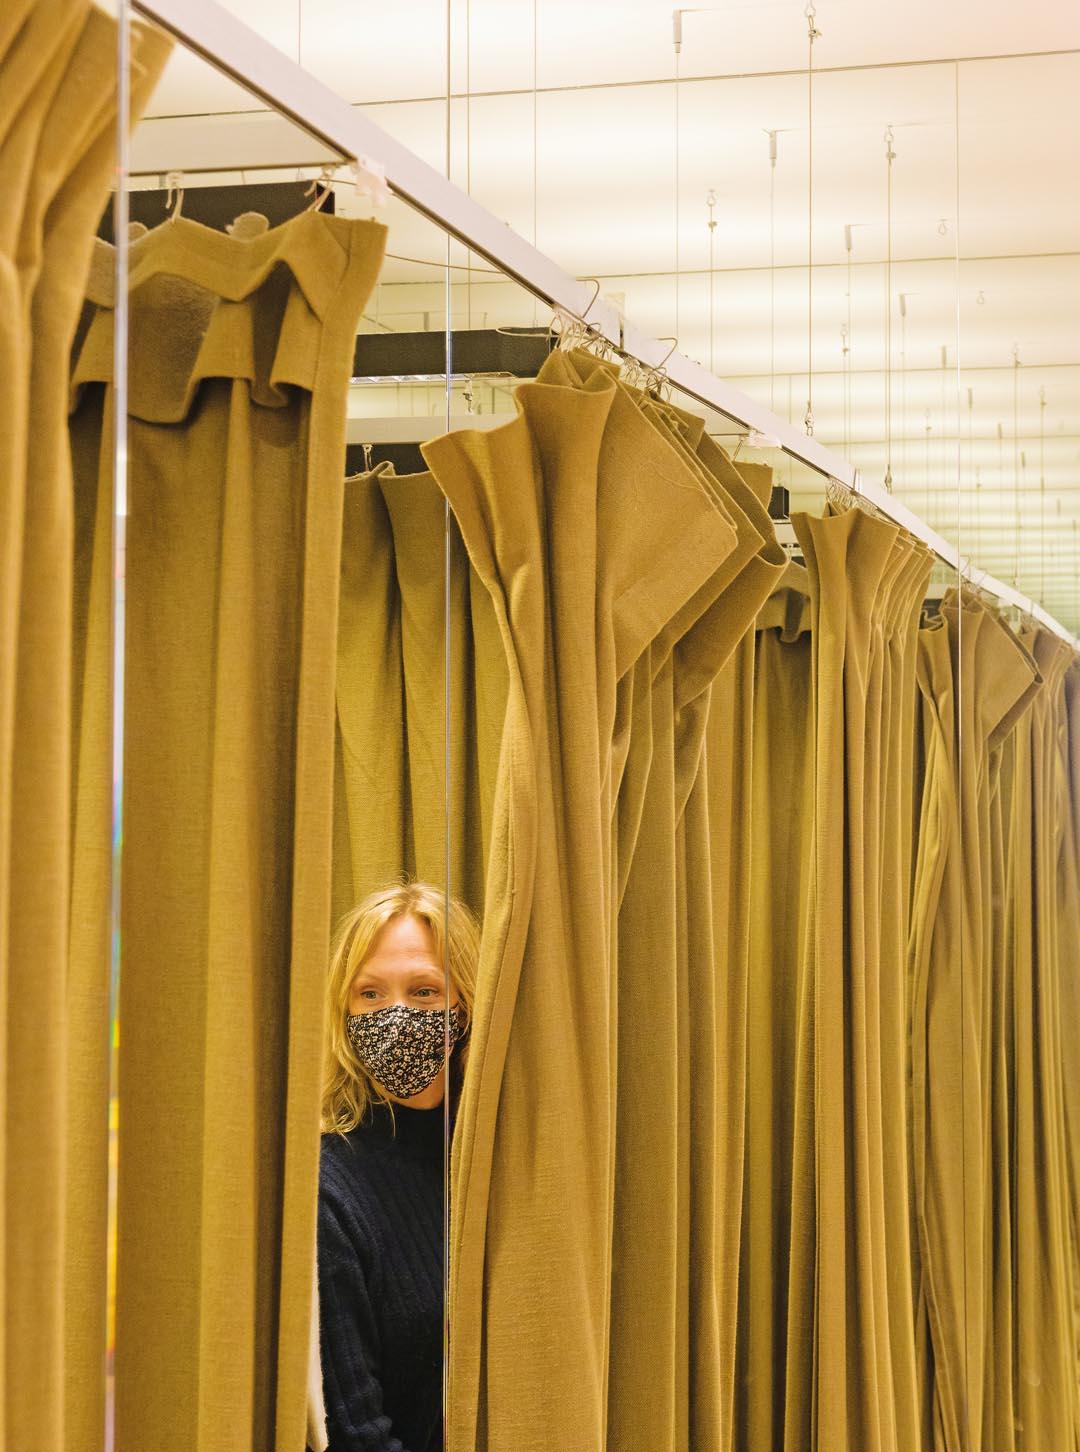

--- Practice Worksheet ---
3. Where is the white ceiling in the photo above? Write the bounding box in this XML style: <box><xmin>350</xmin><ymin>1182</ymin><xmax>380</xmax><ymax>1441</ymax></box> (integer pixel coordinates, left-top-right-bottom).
<box><xmin>129</xmin><ymin>0</ymin><xmax>1080</xmax><ymax>628</ymax></box>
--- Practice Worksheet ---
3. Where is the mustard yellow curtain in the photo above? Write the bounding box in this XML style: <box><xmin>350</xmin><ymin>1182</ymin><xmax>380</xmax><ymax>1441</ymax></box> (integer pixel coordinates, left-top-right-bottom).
<box><xmin>909</xmin><ymin>599</ymin><xmax>1042</xmax><ymax>1450</ymax></box>
<box><xmin>330</xmin><ymin>348</ymin><xmax>1080</xmax><ymax>1452</ymax></box>
<box><xmin>604</xmin><ymin>395</ymin><xmax>785</xmax><ymax>1452</ymax></box>
<box><xmin>1059</xmin><ymin>663</ymin><xmax>1080</xmax><ymax>1412</ymax></box>
<box><xmin>1</xmin><ymin>8</ymin><xmax>166</xmax><ymax>1446</ymax></box>
<box><xmin>424</xmin><ymin>352</ymin><xmax>746</xmax><ymax>1452</ymax></box>
<box><xmin>333</xmin><ymin>464</ymin><xmax>500</xmax><ymax>924</ymax></box>
<box><xmin>70</xmin><ymin>211</ymin><xmax>385</xmax><ymax>1451</ymax></box>
<box><xmin>733</xmin><ymin>568</ymin><xmax>814</xmax><ymax>1452</ymax></box>
<box><xmin>782</xmin><ymin>506</ymin><xmax>933</xmax><ymax>1451</ymax></box>
<box><xmin>1009</xmin><ymin>628</ymin><xmax>1078</xmax><ymax>1449</ymax></box>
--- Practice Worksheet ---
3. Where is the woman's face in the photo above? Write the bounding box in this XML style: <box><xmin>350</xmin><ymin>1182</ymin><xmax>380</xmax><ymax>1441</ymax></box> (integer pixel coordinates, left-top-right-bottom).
<box><xmin>347</xmin><ymin>913</ymin><xmax>461</xmax><ymax>1017</ymax></box>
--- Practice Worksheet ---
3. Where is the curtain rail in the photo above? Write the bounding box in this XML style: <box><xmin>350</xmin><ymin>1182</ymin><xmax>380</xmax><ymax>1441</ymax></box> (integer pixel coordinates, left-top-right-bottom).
<box><xmin>129</xmin><ymin>0</ymin><xmax>1079</xmax><ymax>652</ymax></box>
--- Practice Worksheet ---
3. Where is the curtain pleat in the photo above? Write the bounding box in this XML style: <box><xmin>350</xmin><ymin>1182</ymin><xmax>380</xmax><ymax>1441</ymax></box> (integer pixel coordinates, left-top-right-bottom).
<box><xmin>333</xmin><ymin>469</ymin><xmax>409</xmax><ymax>919</ymax></box>
<box><xmin>784</xmin><ymin>506</ymin><xmax>934</xmax><ymax>1452</ymax></box>
<box><xmin>70</xmin><ymin>212</ymin><xmax>385</xmax><ymax>1452</ymax></box>
<box><xmin>733</xmin><ymin>570</ymin><xmax>814</xmax><ymax>1452</ymax></box>
<box><xmin>1010</xmin><ymin>628</ymin><xmax>1078</xmax><ymax>1449</ymax></box>
<box><xmin>325</xmin><ymin>368</ymin><xmax>1080</xmax><ymax>1452</ymax></box>
<box><xmin>7</xmin><ymin>24</ymin><xmax>1078</xmax><ymax>1447</ymax></box>
<box><xmin>424</xmin><ymin>349</ymin><xmax>746</xmax><ymax>1452</ymax></box>
<box><xmin>320</xmin><ymin>344</ymin><xmax>1080</xmax><ymax>1452</ymax></box>
<box><xmin>909</xmin><ymin>599</ymin><xmax>1041</xmax><ymax>1450</ymax></box>
<box><xmin>0</xmin><ymin>8</ymin><xmax>166</xmax><ymax>1447</ymax></box>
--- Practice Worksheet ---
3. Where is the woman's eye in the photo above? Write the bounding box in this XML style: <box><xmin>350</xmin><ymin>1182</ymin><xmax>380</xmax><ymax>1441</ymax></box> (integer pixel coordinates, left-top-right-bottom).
<box><xmin>416</xmin><ymin>988</ymin><xmax>439</xmax><ymax>998</ymax></box>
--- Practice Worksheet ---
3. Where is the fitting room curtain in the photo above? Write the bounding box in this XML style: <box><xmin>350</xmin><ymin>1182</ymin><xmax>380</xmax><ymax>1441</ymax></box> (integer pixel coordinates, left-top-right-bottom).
<box><xmin>909</xmin><ymin>598</ymin><xmax>1040</xmax><ymax>1450</ymax></box>
<box><xmin>1009</xmin><ymin>628</ymin><xmax>1078</xmax><ymax>1449</ymax></box>
<box><xmin>329</xmin><ymin>344</ymin><xmax>1080</xmax><ymax>1452</ymax></box>
<box><xmin>907</xmin><ymin>596</ymin><xmax>1080</xmax><ymax>1452</ymax></box>
<box><xmin>598</xmin><ymin>388</ymin><xmax>788</xmax><ymax>1452</ymax></box>
<box><xmin>733</xmin><ymin>567</ymin><xmax>814</xmax><ymax>1452</ymax></box>
<box><xmin>69</xmin><ymin>210</ymin><xmax>385</xmax><ymax>1452</ymax></box>
<box><xmin>1</xmin><ymin>7</ymin><xmax>167</xmax><ymax>1448</ymax></box>
<box><xmin>743</xmin><ymin>506</ymin><xmax>933</xmax><ymax>1452</ymax></box>
<box><xmin>331</xmin><ymin>370</ymin><xmax>786</xmax><ymax>1452</ymax></box>
<box><xmin>424</xmin><ymin>349</ymin><xmax>762</xmax><ymax>1452</ymax></box>
<box><xmin>332</xmin><ymin>463</ymin><xmax>500</xmax><ymax>924</ymax></box>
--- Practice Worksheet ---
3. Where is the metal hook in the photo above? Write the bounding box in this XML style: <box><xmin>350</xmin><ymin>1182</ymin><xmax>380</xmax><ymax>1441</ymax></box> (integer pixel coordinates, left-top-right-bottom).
<box><xmin>305</xmin><ymin>165</ymin><xmax>336</xmax><ymax>213</ymax></box>
<box><xmin>644</xmin><ymin>337</ymin><xmax>678</xmax><ymax>396</ymax></box>
<box><xmin>653</xmin><ymin>337</ymin><xmax>678</xmax><ymax>372</ymax></box>
<box><xmin>579</xmin><ymin>277</ymin><xmax>602</xmax><ymax>322</ymax></box>
<box><xmin>165</xmin><ymin>170</ymin><xmax>185</xmax><ymax>219</ymax></box>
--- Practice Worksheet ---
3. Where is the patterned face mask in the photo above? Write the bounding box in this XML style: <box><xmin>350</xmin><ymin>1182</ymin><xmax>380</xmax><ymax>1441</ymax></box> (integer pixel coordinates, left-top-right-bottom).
<box><xmin>346</xmin><ymin>1002</ymin><xmax>466</xmax><ymax>1098</ymax></box>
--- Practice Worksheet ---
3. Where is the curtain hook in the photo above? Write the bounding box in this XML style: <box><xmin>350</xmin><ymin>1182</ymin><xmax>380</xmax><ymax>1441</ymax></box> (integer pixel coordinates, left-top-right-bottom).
<box><xmin>579</xmin><ymin>278</ymin><xmax>601</xmax><ymax>322</ymax></box>
<box><xmin>305</xmin><ymin>165</ymin><xmax>336</xmax><ymax>213</ymax></box>
<box><xmin>645</xmin><ymin>336</ymin><xmax>678</xmax><ymax>395</ymax></box>
<box><xmin>165</xmin><ymin>170</ymin><xmax>185</xmax><ymax>219</ymax></box>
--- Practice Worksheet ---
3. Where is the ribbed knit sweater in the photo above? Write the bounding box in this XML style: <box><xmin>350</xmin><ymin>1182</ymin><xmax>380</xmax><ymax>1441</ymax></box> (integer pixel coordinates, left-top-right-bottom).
<box><xmin>317</xmin><ymin>1097</ymin><xmax>452</xmax><ymax>1452</ymax></box>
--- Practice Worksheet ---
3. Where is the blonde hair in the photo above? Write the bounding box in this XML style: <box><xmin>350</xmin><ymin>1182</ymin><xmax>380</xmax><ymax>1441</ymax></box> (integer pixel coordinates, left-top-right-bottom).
<box><xmin>321</xmin><ymin>880</ymin><xmax>479</xmax><ymax>1136</ymax></box>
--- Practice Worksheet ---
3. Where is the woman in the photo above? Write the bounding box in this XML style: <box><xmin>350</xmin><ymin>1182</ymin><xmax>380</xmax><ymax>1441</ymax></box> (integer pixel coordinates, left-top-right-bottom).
<box><xmin>316</xmin><ymin>881</ymin><xmax>478</xmax><ymax>1452</ymax></box>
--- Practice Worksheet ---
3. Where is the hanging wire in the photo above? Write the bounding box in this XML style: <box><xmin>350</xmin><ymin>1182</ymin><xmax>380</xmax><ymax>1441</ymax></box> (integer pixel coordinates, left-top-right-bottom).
<box><xmin>673</xmin><ymin>26</ymin><xmax>681</xmax><ymax>344</ymax></box>
<box><xmin>925</xmin><ymin>411</ymin><xmax>932</xmax><ymax>521</ymax></box>
<box><xmin>996</xmin><ymin>419</ymin><xmax>1005</xmax><ymax>580</ymax></box>
<box><xmin>883</xmin><ymin>124</ymin><xmax>895</xmax><ymax>490</ymax></box>
<box><xmin>441</xmin><ymin>1</ymin><xmax>454</xmax><ymax>1436</ymax></box>
<box><xmin>940</xmin><ymin>342</ymin><xmax>948</xmax><ymax>536</ymax></box>
<box><xmin>1012</xmin><ymin>343</ymin><xmax>1021</xmax><ymax>588</ymax></box>
<box><xmin>466</xmin><ymin>0</ymin><xmax>472</xmax><ymax>327</ymax></box>
<box><xmin>532</xmin><ymin>0</ymin><xmax>539</xmax><ymax>328</ymax></box>
<box><xmin>769</xmin><ymin>130</ymin><xmax>778</xmax><ymax>415</ymax></box>
<box><xmin>804</xmin><ymin>2</ymin><xmax>820</xmax><ymax>436</ymax></box>
<box><xmin>900</xmin><ymin>292</ymin><xmax>910</xmax><ymax>488</ymax></box>
<box><xmin>842</xmin><ymin>221</ymin><xmax>852</xmax><ymax>454</ymax></box>
<box><xmin>1039</xmin><ymin>385</ymin><xmax>1047</xmax><ymax>605</ymax></box>
<box><xmin>707</xmin><ymin>189</ymin><xmax>717</xmax><ymax>373</ymax></box>
<box><xmin>967</xmin><ymin>385</ymin><xmax>976</xmax><ymax>568</ymax></box>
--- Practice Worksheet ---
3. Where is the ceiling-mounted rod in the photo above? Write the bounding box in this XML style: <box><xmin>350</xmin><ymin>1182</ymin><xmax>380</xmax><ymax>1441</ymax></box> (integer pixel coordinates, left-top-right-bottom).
<box><xmin>130</xmin><ymin>0</ymin><xmax>1078</xmax><ymax>650</ymax></box>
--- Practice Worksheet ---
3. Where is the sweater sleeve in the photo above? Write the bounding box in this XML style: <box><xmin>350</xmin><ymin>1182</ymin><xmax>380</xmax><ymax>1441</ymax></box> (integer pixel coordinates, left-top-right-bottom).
<box><xmin>317</xmin><ymin>1189</ymin><xmax>414</xmax><ymax>1452</ymax></box>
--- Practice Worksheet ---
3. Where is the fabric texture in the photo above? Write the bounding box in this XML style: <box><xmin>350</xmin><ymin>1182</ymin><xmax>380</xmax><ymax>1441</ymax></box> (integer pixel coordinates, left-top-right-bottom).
<box><xmin>417</xmin><ymin>361</ymin><xmax>1080</xmax><ymax>1452</ymax></box>
<box><xmin>424</xmin><ymin>354</ymin><xmax>739</xmax><ymax>1451</ymax></box>
<box><xmin>0</xmin><ymin>8</ymin><xmax>167</xmax><ymax>1448</ymax></box>
<box><xmin>70</xmin><ymin>209</ymin><xmax>386</xmax><ymax>1452</ymax></box>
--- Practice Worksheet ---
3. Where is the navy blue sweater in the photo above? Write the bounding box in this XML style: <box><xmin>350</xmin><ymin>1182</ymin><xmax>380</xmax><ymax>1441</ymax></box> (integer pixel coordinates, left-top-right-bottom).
<box><xmin>317</xmin><ymin>1097</ymin><xmax>453</xmax><ymax>1452</ymax></box>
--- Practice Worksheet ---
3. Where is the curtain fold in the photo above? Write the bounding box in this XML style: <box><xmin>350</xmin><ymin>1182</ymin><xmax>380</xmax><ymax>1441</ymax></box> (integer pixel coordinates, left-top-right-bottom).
<box><xmin>1</xmin><ymin>8</ymin><xmax>167</xmax><ymax>1447</ymax></box>
<box><xmin>424</xmin><ymin>353</ymin><xmax>742</xmax><ymax>1452</ymax></box>
<box><xmin>325</xmin><ymin>352</ymin><xmax>1080</xmax><ymax>1452</ymax></box>
<box><xmin>734</xmin><ymin>568</ymin><xmax>814</xmax><ymax>1452</ymax></box>
<box><xmin>332</xmin><ymin>468</ymin><xmax>409</xmax><ymax>919</ymax></box>
<box><xmin>1010</xmin><ymin>627</ymin><xmax>1078</xmax><ymax>1450</ymax></box>
<box><xmin>909</xmin><ymin>598</ymin><xmax>1043</xmax><ymax>1451</ymax></box>
<box><xmin>70</xmin><ymin>210</ymin><xmax>385</xmax><ymax>1452</ymax></box>
<box><xmin>784</xmin><ymin>505</ymin><xmax>934</xmax><ymax>1452</ymax></box>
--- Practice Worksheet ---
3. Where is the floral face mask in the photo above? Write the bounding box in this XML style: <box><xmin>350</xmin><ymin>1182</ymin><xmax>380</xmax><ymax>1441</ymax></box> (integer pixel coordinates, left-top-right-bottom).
<box><xmin>346</xmin><ymin>1001</ymin><xmax>466</xmax><ymax>1098</ymax></box>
